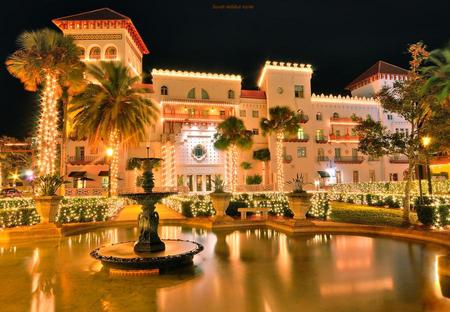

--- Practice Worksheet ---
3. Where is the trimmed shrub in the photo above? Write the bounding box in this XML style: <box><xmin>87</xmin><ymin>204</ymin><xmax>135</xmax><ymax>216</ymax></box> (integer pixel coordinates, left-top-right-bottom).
<box><xmin>416</xmin><ymin>205</ymin><xmax>434</xmax><ymax>226</ymax></box>
<box><xmin>227</xmin><ymin>201</ymin><xmax>247</xmax><ymax>217</ymax></box>
<box><xmin>246</xmin><ymin>175</ymin><xmax>262</xmax><ymax>185</ymax></box>
<box><xmin>439</xmin><ymin>205</ymin><xmax>449</xmax><ymax>226</ymax></box>
<box><xmin>181</xmin><ymin>201</ymin><xmax>193</xmax><ymax>218</ymax></box>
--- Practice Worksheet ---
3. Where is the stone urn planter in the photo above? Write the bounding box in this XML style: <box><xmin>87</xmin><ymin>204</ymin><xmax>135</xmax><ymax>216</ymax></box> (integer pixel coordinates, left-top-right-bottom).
<box><xmin>210</xmin><ymin>192</ymin><xmax>232</xmax><ymax>217</ymax></box>
<box><xmin>34</xmin><ymin>196</ymin><xmax>63</xmax><ymax>223</ymax></box>
<box><xmin>287</xmin><ymin>192</ymin><xmax>313</xmax><ymax>220</ymax></box>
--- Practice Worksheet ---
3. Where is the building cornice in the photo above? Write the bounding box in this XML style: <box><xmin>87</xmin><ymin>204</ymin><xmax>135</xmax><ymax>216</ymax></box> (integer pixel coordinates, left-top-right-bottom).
<box><xmin>152</xmin><ymin>69</ymin><xmax>241</xmax><ymax>81</ymax></box>
<box><xmin>257</xmin><ymin>61</ymin><xmax>313</xmax><ymax>87</ymax></box>
<box><xmin>311</xmin><ymin>93</ymin><xmax>379</xmax><ymax>105</ymax></box>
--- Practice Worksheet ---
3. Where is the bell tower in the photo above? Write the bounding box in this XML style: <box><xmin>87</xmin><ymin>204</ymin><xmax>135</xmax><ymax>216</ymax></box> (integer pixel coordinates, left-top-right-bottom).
<box><xmin>52</xmin><ymin>8</ymin><xmax>149</xmax><ymax>77</ymax></box>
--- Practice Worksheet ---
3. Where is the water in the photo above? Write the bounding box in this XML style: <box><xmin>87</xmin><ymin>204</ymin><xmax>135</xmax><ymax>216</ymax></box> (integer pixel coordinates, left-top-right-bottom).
<box><xmin>0</xmin><ymin>226</ymin><xmax>448</xmax><ymax>312</ymax></box>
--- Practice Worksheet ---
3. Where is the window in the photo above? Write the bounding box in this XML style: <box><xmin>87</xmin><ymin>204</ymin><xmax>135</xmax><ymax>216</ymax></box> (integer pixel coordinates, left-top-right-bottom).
<box><xmin>369</xmin><ymin>170</ymin><xmax>376</xmax><ymax>182</ymax></box>
<box><xmin>390</xmin><ymin>173</ymin><xmax>398</xmax><ymax>181</ymax></box>
<box><xmin>78</xmin><ymin>47</ymin><xmax>85</xmax><ymax>59</ymax></box>
<box><xmin>161</xmin><ymin>86</ymin><xmax>168</xmax><ymax>95</ymax></box>
<box><xmin>316</xmin><ymin>129</ymin><xmax>324</xmax><ymax>139</ymax></box>
<box><xmin>297</xmin><ymin>147</ymin><xmax>307</xmax><ymax>158</ymax></box>
<box><xmin>105</xmin><ymin>46</ymin><xmax>117</xmax><ymax>59</ymax></box>
<box><xmin>220</xmin><ymin>110</ymin><xmax>226</xmax><ymax>117</ymax></box>
<box><xmin>252</xmin><ymin>129</ymin><xmax>259</xmax><ymax>135</ymax></box>
<box><xmin>335</xmin><ymin>130</ymin><xmax>341</xmax><ymax>137</ymax></box>
<box><xmin>101</xmin><ymin>176</ymin><xmax>109</xmax><ymax>188</ymax></box>
<box><xmin>206</xmin><ymin>175</ymin><xmax>212</xmax><ymax>191</ymax></box>
<box><xmin>252</xmin><ymin>110</ymin><xmax>259</xmax><ymax>118</ymax></box>
<box><xmin>352</xmin><ymin>148</ymin><xmax>358</xmax><ymax>158</ymax></box>
<box><xmin>294</xmin><ymin>85</ymin><xmax>304</xmax><ymax>98</ymax></box>
<box><xmin>187</xmin><ymin>175</ymin><xmax>193</xmax><ymax>191</ymax></box>
<box><xmin>333</xmin><ymin>112</ymin><xmax>340</xmax><ymax>119</ymax></box>
<box><xmin>316</xmin><ymin>112</ymin><xmax>322</xmax><ymax>121</ymax></box>
<box><xmin>187</xmin><ymin>88</ymin><xmax>196</xmax><ymax>99</ymax></box>
<box><xmin>297</xmin><ymin>128</ymin><xmax>305</xmax><ymax>140</ymax></box>
<box><xmin>196</xmin><ymin>175</ymin><xmax>203</xmax><ymax>192</ymax></box>
<box><xmin>75</xmin><ymin>146</ymin><xmax>85</xmax><ymax>161</ymax></box>
<box><xmin>353</xmin><ymin>171</ymin><xmax>359</xmax><ymax>183</ymax></box>
<box><xmin>387</xmin><ymin>114</ymin><xmax>393</xmax><ymax>120</ymax></box>
<box><xmin>201</xmin><ymin>89</ymin><xmax>209</xmax><ymax>99</ymax></box>
<box><xmin>239</xmin><ymin>110</ymin><xmax>246</xmax><ymax>117</ymax></box>
<box><xmin>89</xmin><ymin>47</ymin><xmax>101</xmax><ymax>60</ymax></box>
<box><xmin>336</xmin><ymin>171</ymin><xmax>342</xmax><ymax>184</ymax></box>
<box><xmin>335</xmin><ymin>148</ymin><xmax>341</xmax><ymax>158</ymax></box>
<box><xmin>228</xmin><ymin>90</ymin><xmax>235</xmax><ymax>99</ymax></box>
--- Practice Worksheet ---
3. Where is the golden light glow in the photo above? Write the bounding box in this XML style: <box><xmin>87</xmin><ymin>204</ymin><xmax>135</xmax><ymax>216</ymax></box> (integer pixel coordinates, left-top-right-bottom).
<box><xmin>105</xmin><ymin>148</ymin><xmax>114</xmax><ymax>157</ymax></box>
<box><xmin>152</xmin><ymin>69</ymin><xmax>241</xmax><ymax>81</ymax></box>
<box><xmin>422</xmin><ymin>136</ymin><xmax>431</xmax><ymax>147</ymax></box>
<box><xmin>257</xmin><ymin>60</ymin><xmax>313</xmax><ymax>87</ymax></box>
<box><xmin>276</xmin><ymin>131</ymin><xmax>285</xmax><ymax>192</ymax></box>
<box><xmin>311</xmin><ymin>93</ymin><xmax>379</xmax><ymax>105</ymax></box>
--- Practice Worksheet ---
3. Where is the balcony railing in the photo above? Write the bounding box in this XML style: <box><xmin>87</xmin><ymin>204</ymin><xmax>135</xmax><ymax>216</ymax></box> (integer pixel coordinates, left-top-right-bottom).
<box><xmin>66</xmin><ymin>155</ymin><xmax>107</xmax><ymax>165</ymax></box>
<box><xmin>284</xmin><ymin>134</ymin><xmax>309</xmax><ymax>142</ymax></box>
<box><xmin>315</xmin><ymin>136</ymin><xmax>328</xmax><ymax>143</ymax></box>
<box><xmin>330</xmin><ymin>117</ymin><xmax>362</xmax><ymax>125</ymax></box>
<box><xmin>389</xmin><ymin>155</ymin><xmax>409</xmax><ymax>163</ymax></box>
<box><xmin>368</xmin><ymin>156</ymin><xmax>380</xmax><ymax>161</ymax></box>
<box><xmin>299</xmin><ymin>114</ymin><xmax>309</xmax><ymax>123</ymax></box>
<box><xmin>329</xmin><ymin>134</ymin><xmax>360</xmax><ymax>142</ymax></box>
<box><xmin>163</xmin><ymin>112</ymin><xmax>229</xmax><ymax>122</ymax></box>
<box><xmin>334</xmin><ymin>156</ymin><xmax>364</xmax><ymax>163</ymax></box>
<box><xmin>317</xmin><ymin>156</ymin><xmax>330</xmax><ymax>162</ymax></box>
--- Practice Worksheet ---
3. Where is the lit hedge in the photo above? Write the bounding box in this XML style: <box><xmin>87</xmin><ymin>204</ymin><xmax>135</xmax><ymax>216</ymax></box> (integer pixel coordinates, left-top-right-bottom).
<box><xmin>0</xmin><ymin>196</ymin><xmax>124</xmax><ymax>228</ymax></box>
<box><xmin>162</xmin><ymin>192</ymin><xmax>330</xmax><ymax>219</ymax></box>
<box><xmin>331</xmin><ymin>181</ymin><xmax>450</xmax><ymax>195</ymax></box>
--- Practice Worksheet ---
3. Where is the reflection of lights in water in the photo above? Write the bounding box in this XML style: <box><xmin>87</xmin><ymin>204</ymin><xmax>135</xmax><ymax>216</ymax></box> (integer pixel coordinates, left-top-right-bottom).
<box><xmin>161</xmin><ymin>226</ymin><xmax>182</xmax><ymax>239</ymax></box>
<box><xmin>320</xmin><ymin>277</ymin><xmax>393</xmax><ymax>296</ymax></box>
<box><xmin>277</xmin><ymin>233</ymin><xmax>291</xmax><ymax>283</ymax></box>
<box><xmin>191</xmin><ymin>228</ymin><xmax>207</xmax><ymax>238</ymax></box>
<box><xmin>306</xmin><ymin>234</ymin><xmax>330</xmax><ymax>246</ymax></box>
<box><xmin>434</xmin><ymin>255</ymin><xmax>444</xmax><ymax>298</ymax></box>
<box><xmin>333</xmin><ymin>236</ymin><xmax>373</xmax><ymax>271</ymax></box>
<box><xmin>225</xmin><ymin>231</ymin><xmax>240</xmax><ymax>261</ymax></box>
<box><xmin>28</xmin><ymin>248</ymin><xmax>55</xmax><ymax>312</ymax></box>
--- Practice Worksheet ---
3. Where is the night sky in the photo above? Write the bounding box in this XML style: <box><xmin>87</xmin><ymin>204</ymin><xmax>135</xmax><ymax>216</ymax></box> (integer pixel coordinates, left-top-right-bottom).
<box><xmin>0</xmin><ymin>0</ymin><xmax>448</xmax><ymax>138</ymax></box>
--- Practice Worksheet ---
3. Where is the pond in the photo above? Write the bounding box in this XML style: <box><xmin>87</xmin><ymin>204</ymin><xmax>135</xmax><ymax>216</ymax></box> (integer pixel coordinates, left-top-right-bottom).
<box><xmin>0</xmin><ymin>226</ymin><xmax>448</xmax><ymax>311</ymax></box>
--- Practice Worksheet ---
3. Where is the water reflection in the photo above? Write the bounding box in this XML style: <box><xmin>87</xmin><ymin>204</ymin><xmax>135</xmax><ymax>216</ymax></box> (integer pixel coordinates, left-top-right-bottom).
<box><xmin>0</xmin><ymin>227</ymin><xmax>448</xmax><ymax>311</ymax></box>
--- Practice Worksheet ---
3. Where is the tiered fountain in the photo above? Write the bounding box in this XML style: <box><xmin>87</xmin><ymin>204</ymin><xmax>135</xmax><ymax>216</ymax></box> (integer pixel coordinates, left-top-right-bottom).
<box><xmin>91</xmin><ymin>152</ymin><xmax>203</xmax><ymax>271</ymax></box>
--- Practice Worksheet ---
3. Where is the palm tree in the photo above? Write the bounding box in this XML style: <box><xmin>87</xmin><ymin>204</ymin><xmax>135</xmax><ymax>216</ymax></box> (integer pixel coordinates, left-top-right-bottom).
<box><xmin>260</xmin><ymin>106</ymin><xmax>301</xmax><ymax>192</ymax></box>
<box><xmin>421</xmin><ymin>44</ymin><xmax>450</xmax><ymax>107</ymax></box>
<box><xmin>214</xmin><ymin>116</ymin><xmax>253</xmax><ymax>192</ymax></box>
<box><xmin>6</xmin><ymin>28</ymin><xmax>83</xmax><ymax>176</ymax></box>
<box><xmin>69</xmin><ymin>61</ymin><xmax>158</xmax><ymax>195</ymax></box>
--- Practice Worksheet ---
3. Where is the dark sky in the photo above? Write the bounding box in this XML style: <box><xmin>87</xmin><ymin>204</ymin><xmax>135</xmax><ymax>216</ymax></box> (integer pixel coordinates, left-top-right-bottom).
<box><xmin>0</xmin><ymin>0</ymin><xmax>448</xmax><ymax>138</ymax></box>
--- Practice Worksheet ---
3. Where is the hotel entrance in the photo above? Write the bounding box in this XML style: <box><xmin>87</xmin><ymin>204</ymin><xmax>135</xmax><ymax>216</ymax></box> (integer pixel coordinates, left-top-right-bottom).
<box><xmin>178</xmin><ymin>174</ymin><xmax>214</xmax><ymax>192</ymax></box>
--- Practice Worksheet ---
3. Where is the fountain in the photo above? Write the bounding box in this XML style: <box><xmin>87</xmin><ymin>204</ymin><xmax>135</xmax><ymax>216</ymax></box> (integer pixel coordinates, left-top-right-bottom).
<box><xmin>90</xmin><ymin>150</ymin><xmax>203</xmax><ymax>270</ymax></box>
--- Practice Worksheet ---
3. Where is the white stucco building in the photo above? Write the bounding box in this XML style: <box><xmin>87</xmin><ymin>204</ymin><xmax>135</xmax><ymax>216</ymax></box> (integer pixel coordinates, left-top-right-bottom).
<box><xmin>53</xmin><ymin>8</ymin><xmax>411</xmax><ymax>195</ymax></box>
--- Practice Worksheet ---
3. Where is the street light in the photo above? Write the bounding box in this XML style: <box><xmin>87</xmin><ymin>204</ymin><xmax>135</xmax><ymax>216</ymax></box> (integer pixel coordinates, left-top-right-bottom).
<box><xmin>421</xmin><ymin>136</ymin><xmax>432</xmax><ymax>195</ymax></box>
<box><xmin>106</xmin><ymin>147</ymin><xmax>113</xmax><ymax>197</ymax></box>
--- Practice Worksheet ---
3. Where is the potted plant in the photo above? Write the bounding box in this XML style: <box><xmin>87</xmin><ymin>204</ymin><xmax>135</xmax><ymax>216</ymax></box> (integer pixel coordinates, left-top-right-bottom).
<box><xmin>34</xmin><ymin>174</ymin><xmax>65</xmax><ymax>223</ymax></box>
<box><xmin>286</xmin><ymin>174</ymin><xmax>313</xmax><ymax>220</ymax></box>
<box><xmin>209</xmin><ymin>175</ymin><xmax>232</xmax><ymax>218</ymax></box>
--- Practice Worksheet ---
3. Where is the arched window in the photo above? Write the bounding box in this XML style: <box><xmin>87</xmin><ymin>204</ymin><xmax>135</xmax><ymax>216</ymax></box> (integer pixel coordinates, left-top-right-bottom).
<box><xmin>89</xmin><ymin>47</ymin><xmax>101</xmax><ymax>60</ymax></box>
<box><xmin>78</xmin><ymin>47</ymin><xmax>85</xmax><ymax>59</ymax></box>
<box><xmin>333</xmin><ymin>112</ymin><xmax>339</xmax><ymax>119</ymax></box>
<box><xmin>187</xmin><ymin>88</ymin><xmax>196</xmax><ymax>99</ymax></box>
<box><xmin>201</xmin><ymin>89</ymin><xmax>209</xmax><ymax>100</ymax></box>
<box><xmin>105</xmin><ymin>46</ymin><xmax>117</xmax><ymax>59</ymax></box>
<box><xmin>316</xmin><ymin>112</ymin><xmax>322</xmax><ymax>121</ymax></box>
<box><xmin>228</xmin><ymin>89</ymin><xmax>235</xmax><ymax>99</ymax></box>
<box><xmin>161</xmin><ymin>86</ymin><xmax>168</xmax><ymax>95</ymax></box>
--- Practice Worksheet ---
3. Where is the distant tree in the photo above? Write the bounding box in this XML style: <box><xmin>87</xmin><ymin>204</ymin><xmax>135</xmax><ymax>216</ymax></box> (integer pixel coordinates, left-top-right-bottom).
<box><xmin>260</xmin><ymin>106</ymin><xmax>301</xmax><ymax>192</ymax></box>
<box><xmin>214</xmin><ymin>116</ymin><xmax>253</xmax><ymax>192</ymax></box>
<box><xmin>356</xmin><ymin>42</ymin><xmax>440</xmax><ymax>225</ymax></box>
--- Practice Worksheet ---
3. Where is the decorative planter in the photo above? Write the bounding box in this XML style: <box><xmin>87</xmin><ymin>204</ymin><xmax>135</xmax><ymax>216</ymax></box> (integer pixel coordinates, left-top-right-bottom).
<box><xmin>34</xmin><ymin>196</ymin><xmax>63</xmax><ymax>223</ymax></box>
<box><xmin>287</xmin><ymin>192</ymin><xmax>313</xmax><ymax>220</ymax></box>
<box><xmin>210</xmin><ymin>192</ymin><xmax>232</xmax><ymax>217</ymax></box>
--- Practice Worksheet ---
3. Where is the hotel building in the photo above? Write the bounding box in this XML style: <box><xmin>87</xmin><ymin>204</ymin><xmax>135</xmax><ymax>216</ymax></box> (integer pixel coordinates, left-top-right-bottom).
<box><xmin>53</xmin><ymin>8</ymin><xmax>411</xmax><ymax>195</ymax></box>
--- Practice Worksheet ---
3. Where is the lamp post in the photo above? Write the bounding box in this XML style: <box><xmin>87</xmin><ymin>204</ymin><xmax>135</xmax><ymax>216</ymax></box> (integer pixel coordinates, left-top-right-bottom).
<box><xmin>422</xmin><ymin>136</ymin><xmax>432</xmax><ymax>195</ymax></box>
<box><xmin>106</xmin><ymin>147</ymin><xmax>114</xmax><ymax>197</ymax></box>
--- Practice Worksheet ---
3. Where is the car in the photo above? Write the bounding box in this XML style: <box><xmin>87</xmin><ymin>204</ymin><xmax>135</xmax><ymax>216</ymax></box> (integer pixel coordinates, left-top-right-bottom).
<box><xmin>0</xmin><ymin>188</ymin><xmax>23</xmax><ymax>198</ymax></box>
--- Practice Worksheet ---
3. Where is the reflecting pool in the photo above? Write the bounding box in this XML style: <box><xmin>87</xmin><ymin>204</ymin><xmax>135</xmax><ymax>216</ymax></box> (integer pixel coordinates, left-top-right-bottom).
<box><xmin>0</xmin><ymin>226</ymin><xmax>449</xmax><ymax>311</ymax></box>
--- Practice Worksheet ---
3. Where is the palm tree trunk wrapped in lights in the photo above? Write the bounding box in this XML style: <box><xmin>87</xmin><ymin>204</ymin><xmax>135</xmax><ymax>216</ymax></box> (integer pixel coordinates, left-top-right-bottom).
<box><xmin>213</xmin><ymin>117</ymin><xmax>253</xmax><ymax>193</ymax></box>
<box><xmin>109</xmin><ymin>130</ymin><xmax>120</xmax><ymax>196</ymax></box>
<box><xmin>6</xmin><ymin>29</ymin><xmax>84</xmax><ymax>176</ymax></box>
<box><xmin>260</xmin><ymin>106</ymin><xmax>303</xmax><ymax>192</ymax></box>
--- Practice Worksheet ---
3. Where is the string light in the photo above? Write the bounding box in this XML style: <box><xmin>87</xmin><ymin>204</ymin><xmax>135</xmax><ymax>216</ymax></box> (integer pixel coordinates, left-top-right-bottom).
<box><xmin>108</xmin><ymin>130</ymin><xmax>120</xmax><ymax>196</ymax></box>
<box><xmin>37</xmin><ymin>73</ymin><xmax>59</xmax><ymax>175</ymax></box>
<box><xmin>276</xmin><ymin>131</ymin><xmax>285</xmax><ymax>192</ymax></box>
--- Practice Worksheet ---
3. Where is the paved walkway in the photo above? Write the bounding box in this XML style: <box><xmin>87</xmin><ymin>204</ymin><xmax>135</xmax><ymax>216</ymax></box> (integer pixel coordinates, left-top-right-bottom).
<box><xmin>114</xmin><ymin>204</ymin><xmax>185</xmax><ymax>221</ymax></box>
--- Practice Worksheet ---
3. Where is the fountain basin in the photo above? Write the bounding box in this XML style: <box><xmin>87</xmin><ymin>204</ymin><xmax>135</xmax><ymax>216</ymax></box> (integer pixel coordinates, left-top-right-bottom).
<box><xmin>90</xmin><ymin>239</ymin><xmax>203</xmax><ymax>270</ymax></box>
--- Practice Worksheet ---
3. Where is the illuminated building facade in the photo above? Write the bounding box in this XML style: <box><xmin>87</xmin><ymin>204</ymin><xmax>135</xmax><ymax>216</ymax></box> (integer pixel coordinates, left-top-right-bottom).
<box><xmin>54</xmin><ymin>8</ymin><xmax>411</xmax><ymax>195</ymax></box>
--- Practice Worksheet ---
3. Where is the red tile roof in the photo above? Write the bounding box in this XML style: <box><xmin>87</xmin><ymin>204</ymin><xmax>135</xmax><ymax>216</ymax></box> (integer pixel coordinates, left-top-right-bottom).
<box><xmin>52</xmin><ymin>8</ymin><xmax>149</xmax><ymax>54</ymax></box>
<box><xmin>346</xmin><ymin>61</ymin><xmax>408</xmax><ymax>90</ymax></box>
<box><xmin>241</xmin><ymin>90</ymin><xmax>266</xmax><ymax>99</ymax></box>
<box><xmin>133</xmin><ymin>83</ymin><xmax>154</xmax><ymax>93</ymax></box>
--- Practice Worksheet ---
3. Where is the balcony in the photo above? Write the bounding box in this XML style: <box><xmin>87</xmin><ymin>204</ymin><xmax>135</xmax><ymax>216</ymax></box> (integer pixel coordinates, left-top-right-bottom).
<box><xmin>67</xmin><ymin>155</ymin><xmax>106</xmax><ymax>165</ymax></box>
<box><xmin>330</xmin><ymin>116</ymin><xmax>362</xmax><ymax>125</ymax></box>
<box><xmin>389</xmin><ymin>155</ymin><xmax>409</xmax><ymax>163</ymax></box>
<box><xmin>317</xmin><ymin>156</ymin><xmax>330</xmax><ymax>162</ymax></box>
<box><xmin>368</xmin><ymin>156</ymin><xmax>380</xmax><ymax>161</ymax></box>
<box><xmin>298</xmin><ymin>114</ymin><xmax>309</xmax><ymax>123</ymax></box>
<box><xmin>334</xmin><ymin>156</ymin><xmax>364</xmax><ymax>164</ymax></box>
<box><xmin>284</xmin><ymin>134</ymin><xmax>309</xmax><ymax>142</ymax></box>
<box><xmin>329</xmin><ymin>134</ymin><xmax>360</xmax><ymax>143</ymax></box>
<box><xmin>162</xmin><ymin>112</ymin><xmax>229</xmax><ymax>123</ymax></box>
<box><xmin>315</xmin><ymin>136</ymin><xmax>328</xmax><ymax>143</ymax></box>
